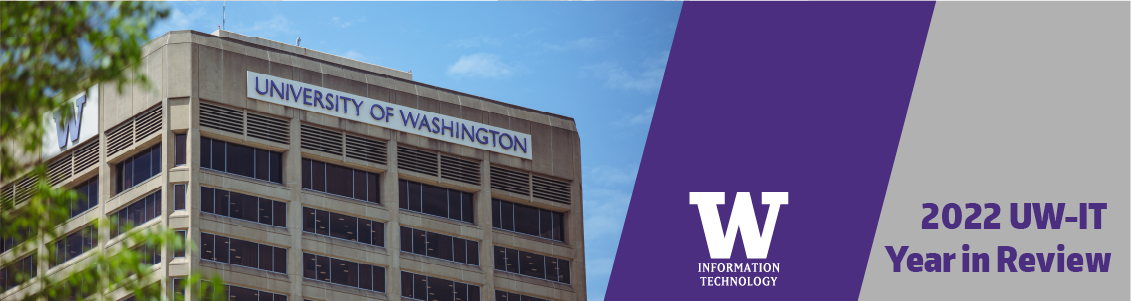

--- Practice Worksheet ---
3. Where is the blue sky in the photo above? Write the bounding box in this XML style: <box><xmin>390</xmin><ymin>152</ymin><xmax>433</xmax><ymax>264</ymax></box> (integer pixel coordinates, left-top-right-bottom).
<box><xmin>151</xmin><ymin>2</ymin><xmax>681</xmax><ymax>300</ymax></box>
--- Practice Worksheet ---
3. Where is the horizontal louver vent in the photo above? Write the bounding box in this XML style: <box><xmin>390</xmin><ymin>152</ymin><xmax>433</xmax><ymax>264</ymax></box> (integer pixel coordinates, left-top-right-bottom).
<box><xmin>247</xmin><ymin>112</ymin><xmax>290</xmax><ymax>144</ymax></box>
<box><xmin>345</xmin><ymin>134</ymin><xmax>386</xmax><ymax>165</ymax></box>
<box><xmin>14</xmin><ymin>177</ymin><xmax>34</xmax><ymax>204</ymax></box>
<box><xmin>106</xmin><ymin>122</ymin><xmax>133</xmax><ymax>156</ymax></box>
<box><xmin>441</xmin><ymin>155</ymin><xmax>480</xmax><ymax>185</ymax></box>
<box><xmin>533</xmin><ymin>175</ymin><xmax>571</xmax><ymax>204</ymax></box>
<box><xmin>490</xmin><ymin>166</ymin><xmax>529</xmax><ymax>196</ymax></box>
<box><xmin>73</xmin><ymin>140</ymin><xmax>98</xmax><ymax>172</ymax></box>
<box><xmin>396</xmin><ymin>146</ymin><xmax>438</xmax><ymax>176</ymax></box>
<box><xmin>134</xmin><ymin>105</ymin><xmax>163</xmax><ymax>141</ymax></box>
<box><xmin>47</xmin><ymin>154</ymin><xmax>72</xmax><ymax>186</ymax></box>
<box><xmin>0</xmin><ymin>185</ymin><xmax>11</xmax><ymax>206</ymax></box>
<box><xmin>200</xmin><ymin>103</ymin><xmax>243</xmax><ymax>135</ymax></box>
<box><xmin>300</xmin><ymin>124</ymin><xmax>342</xmax><ymax>155</ymax></box>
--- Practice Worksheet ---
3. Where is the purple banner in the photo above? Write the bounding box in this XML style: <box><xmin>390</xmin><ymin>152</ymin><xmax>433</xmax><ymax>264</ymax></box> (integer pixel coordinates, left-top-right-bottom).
<box><xmin>604</xmin><ymin>2</ymin><xmax>935</xmax><ymax>300</ymax></box>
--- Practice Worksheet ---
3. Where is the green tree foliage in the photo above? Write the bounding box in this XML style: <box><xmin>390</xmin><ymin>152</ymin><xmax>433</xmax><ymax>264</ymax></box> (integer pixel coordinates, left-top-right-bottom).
<box><xmin>1</xmin><ymin>2</ymin><xmax>222</xmax><ymax>300</ymax></box>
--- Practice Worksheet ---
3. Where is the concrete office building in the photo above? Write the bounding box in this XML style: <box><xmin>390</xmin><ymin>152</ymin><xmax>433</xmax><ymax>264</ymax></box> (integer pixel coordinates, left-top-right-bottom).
<box><xmin>1</xmin><ymin>30</ymin><xmax>585</xmax><ymax>301</ymax></box>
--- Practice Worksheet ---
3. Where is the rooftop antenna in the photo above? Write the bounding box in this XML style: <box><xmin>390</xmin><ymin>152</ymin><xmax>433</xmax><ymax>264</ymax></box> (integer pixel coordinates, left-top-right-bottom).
<box><xmin>222</xmin><ymin>1</ymin><xmax>226</xmax><ymax>30</ymax></box>
<box><xmin>296</xmin><ymin>37</ymin><xmax>301</xmax><ymax>47</ymax></box>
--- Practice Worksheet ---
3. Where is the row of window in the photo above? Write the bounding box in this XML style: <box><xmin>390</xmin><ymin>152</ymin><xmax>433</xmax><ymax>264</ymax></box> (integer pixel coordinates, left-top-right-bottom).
<box><xmin>497</xmin><ymin>290</ymin><xmax>550</xmax><ymax>301</ymax></box>
<box><xmin>70</xmin><ymin>178</ymin><xmax>99</xmax><ymax>219</ymax></box>
<box><xmin>200</xmin><ymin>233</ymin><xmax>288</xmax><ymax>274</ymax></box>
<box><xmin>54</xmin><ymin>225</ymin><xmax>97</xmax><ymax>267</ymax></box>
<box><xmin>302</xmin><ymin>253</ymin><xmax>386</xmax><ymax>292</ymax></box>
<box><xmin>201</xmin><ymin>187</ymin><xmax>288</xmax><ymax>228</ymax></box>
<box><xmin>302</xmin><ymin>158</ymin><xmax>381</xmax><ymax>204</ymax></box>
<box><xmin>201</xmin><ymin>137</ymin><xmax>284</xmax><ymax>184</ymax></box>
<box><xmin>493</xmin><ymin>199</ymin><xmax>565</xmax><ymax>242</ymax></box>
<box><xmin>0</xmin><ymin>255</ymin><xmax>35</xmax><ymax>291</ymax></box>
<box><xmin>199</xmin><ymin>284</ymin><xmax>289</xmax><ymax>301</ymax></box>
<box><xmin>115</xmin><ymin>144</ymin><xmax>162</xmax><ymax>194</ymax></box>
<box><xmin>494</xmin><ymin>246</ymin><xmax>571</xmax><ymax>284</ymax></box>
<box><xmin>399</xmin><ymin>179</ymin><xmax>475</xmax><ymax>224</ymax></box>
<box><xmin>0</xmin><ymin>223</ymin><xmax>32</xmax><ymax>254</ymax></box>
<box><xmin>134</xmin><ymin>244</ymin><xmax>162</xmax><ymax>266</ymax></box>
<box><xmin>110</xmin><ymin>190</ymin><xmax>163</xmax><ymax>237</ymax></box>
<box><xmin>302</xmin><ymin>207</ymin><xmax>384</xmax><ymax>247</ymax></box>
<box><xmin>399</xmin><ymin>226</ymin><xmax>480</xmax><ymax>266</ymax></box>
<box><xmin>401</xmin><ymin>271</ymin><xmax>481</xmax><ymax>301</ymax></box>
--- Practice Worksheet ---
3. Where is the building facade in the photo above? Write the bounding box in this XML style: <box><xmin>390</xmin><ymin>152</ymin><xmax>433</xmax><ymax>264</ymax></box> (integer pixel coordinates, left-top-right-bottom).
<box><xmin>1</xmin><ymin>30</ymin><xmax>585</xmax><ymax>301</ymax></box>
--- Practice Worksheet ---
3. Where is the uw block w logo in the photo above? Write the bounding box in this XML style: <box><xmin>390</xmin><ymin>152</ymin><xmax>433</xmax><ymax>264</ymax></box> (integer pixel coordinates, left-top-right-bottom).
<box><xmin>690</xmin><ymin>192</ymin><xmax>788</xmax><ymax>259</ymax></box>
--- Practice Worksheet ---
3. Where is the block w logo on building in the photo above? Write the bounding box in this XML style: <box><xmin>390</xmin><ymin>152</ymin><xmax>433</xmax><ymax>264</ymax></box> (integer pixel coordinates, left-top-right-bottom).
<box><xmin>53</xmin><ymin>95</ymin><xmax>87</xmax><ymax>149</ymax></box>
<box><xmin>690</xmin><ymin>192</ymin><xmax>788</xmax><ymax>259</ymax></box>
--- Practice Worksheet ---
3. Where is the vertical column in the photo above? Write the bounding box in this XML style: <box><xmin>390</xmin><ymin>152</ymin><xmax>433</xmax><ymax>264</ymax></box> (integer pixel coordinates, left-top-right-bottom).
<box><xmin>286</xmin><ymin>115</ymin><xmax>304</xmax><ymax>300</ymax></box>
<box><xmin>478</xmin><ymin>155</ymin><xmax>495</xmax><ymax>301</ymax></box>
<box><xmin>384</xmin><ymin>135</ymin><xmax>402</xmax><ymax>300</ymax></box>
<box><xmin>187</xmin><ymin>97</ymin><xmax>202</xmax><ymax>301</ymax></box>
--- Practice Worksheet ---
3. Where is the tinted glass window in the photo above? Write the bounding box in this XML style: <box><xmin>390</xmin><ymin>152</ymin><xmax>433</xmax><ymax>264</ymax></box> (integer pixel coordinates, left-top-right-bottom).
<box><xmin>399</xmin><ymin>179</ymin><xmax>473</xmax><ymax>223</ymax></box>
<box><xmin>302</xmin><ymin>158</ymin><xmax>380</xmax><ymax>204</ymax></box>
<box><xmin>110</xmin><ymin>191</ymin><xmax>162</xmax><ymax>237</ymax></box>
<box><xmin>200</xmin><ymin>187</ymin><xmax>286</xmax><ymax>228</ymax></box>
<box><xmin>175</xmin><ymin>133</ymin><xmax>187</xmax><ymax>166</ymax></box>
<box><xmin>400</xmin><ymin>271</ymin><xmax>479</xmax><ymax>301</ymax></box>
<box><xmin>175</xmin><ymin>230</ymin><xmax>186</xmax><ymax>258</ymax></box>
<box><xmin>227</xmin><ymin>143</ymin><xmax>255</xmax><ymax>178</ymax></box>
<box><xmin>400</xmin><ymin>226</ymin><xmax>478</xmax><ymax>265</ymax></box>
<box><xmin>174</xmin><ymin>184</ymin><xmax>186</xmax><ymax>210</ymax></box>
<box><xmin>70</xmin><ymin>177</ymin><xmax>98</xmax><ymax>218</ymax></box>
<box><xmin>302</xmin><ymin>207</ymin><xmax>384</xmax><ymax>247</ymax></box>
<box><xmin>53</xmin><ymin>225</ymin><xmax>95</xmax><ymax>267</ymax></box>
<box><xmin>115</xmin><ymin>144</ymin><xmax>163</xmax><ymax>194</ymax></box>
<box><xmin>493</xmin><ymin>199</ymin><xmax>565</xmax><ymax>242</ymax></box>
<box><xmin>303</xmin><ymin>253</ymin><xmax>385</xmax><ymax>292</ymax></box>
<box><xmin>201</xmin><ymin>138</ymin><xmax>282</xmax><ymax>184</ymax></box>
<box><xmin>1</xmin><ymin>254</ymin><xmax>36</xmax><ymax>291</ymax></box>
<box><xmin>201</xmin><ymin>234</ymin><xmax>286</xmax><ymax>274</ymax></box>
<box><xmin>493</xmin><ymin>246</ymin><xmax>570</xmax><ymax>284</ymax></box>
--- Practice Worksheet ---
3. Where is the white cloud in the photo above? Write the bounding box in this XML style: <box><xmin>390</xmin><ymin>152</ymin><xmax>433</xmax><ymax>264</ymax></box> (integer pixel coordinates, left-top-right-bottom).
<box><xmin>151</xmin><ymin>6</ymin><xmax>207</xmax><ymax>35</ymax></box>
<box><xmin>448</xmin><ymin>36</ymin><xmax>502</xmax><ymax>48</ymax></box>
<box><xmin>331</xmin><ymin>17</ymin><xmax>363</xmax><ymax>28</ymax></box>
<box><xmin>629</xmin><ymin>106</ymin><xmax>655</xmax><ymax>125</ymax></box>
<box><xmin>543</xmin><ymin>37</ymin><xmax>602</xmax><ymax>51</ymax></box>
<box><xmin>229</xmin><ymin>15</ymin><xmax>296</xmax><ymax>40</ymax></box>
<box><xmin>341</xmin><ymin>50</ymin><xmax>366</xmax><ymax>61</ymax></box>
<box><xmin>446</xmin><ymin>53</ymin><xmax>515</xmax><ymax>78</ymax></box>
<box><xmin>583</xmin><ymin>51</ymin><xmax>669</xmax><ymax>93</ymax></box>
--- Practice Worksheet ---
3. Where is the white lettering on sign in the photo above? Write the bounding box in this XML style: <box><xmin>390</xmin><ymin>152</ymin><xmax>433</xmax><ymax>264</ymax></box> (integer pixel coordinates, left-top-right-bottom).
<box><xmin>246</xmin><ymin>72</ymin><xmax>532</xmax><ymax>159</ymax></box>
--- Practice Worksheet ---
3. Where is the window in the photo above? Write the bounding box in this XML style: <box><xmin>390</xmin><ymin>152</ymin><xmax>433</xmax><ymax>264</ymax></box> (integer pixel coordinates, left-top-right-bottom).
<box><xmin>174</xmin><ymin>184</ymin><xmax>186</xmax><ymax>210</ymax></box>
<box><xmin>134</xmin><ymin>244</ymin><xmax>162</xmax><ymax>266</ymax></box>
<box><xmin>302</xmin><ymin>207</ymin><xmax>384</xmax><ymax>247</ymax></box>
<box><xmin>399</xmin><ymin>226</ymin><xmax>478</xmax><ymax>265</ymax></box>
<box><xmin>70</xmin><ymin>177</ymin><xmax>99</xmax><ymax>218</ymax></box>
<box><xmin>54</xmin><ymin>225</ymin><xmax>96</xmax><ymax>267</ymax></box>
<box><xmin>200</xmin><ymin>187</ymin><xmax>286</xmax><ymax>228</ymax></box>
<box><xmin>175</xmin><ymin>133</ymin><xmax>187</xmax><ymax>166</ymax></box>
<box><xmin>492</xmin><ymin>199</ymin><xmax>564</xmax><ymax>242</ymax></box>
<box><xmin>400</xmin><ymin>271</ymin><xmax>479</xmax><ymax>301</ymax></box>
<box><xmin>398</xmin><ymin>179</ymin><xmax>473</xmax><ymax>223</ymax></box>
<box><xmin>496</xmin><ymin>290</ymin><xmax>549</xmax><ymax>301</ymax></box>
<box><xmin>302</xmin><ymin>253</ymin><xmax>385</xmax><ymax>292</ymax></box>
<box><xmin>172</xmin><ymin>278</ymin><xmax>186</xmax><ymax>301</ymax></box>
<box><xmin>174</xmin><ymin>230</ymin><xmax>187</xmax><ymax>258</ymax></box>
<box><xmin>199</xmin><ymin>233</ymin><xmax>287</xmax><ymax>274</ymax></box>
<box><xmin>200</xmin><ymin>137</ymin><xmax>283</xmax><ymax>184</ymax></box>
<box><xmin>0</xmin><ymin>254</ymin><xmax>36</xmax><ymax>291</ymax></box>
<box><xmin>115</xmin><ymin>144</ymin><xmax>162</xmax><ymax>194</ymax></box>
<box><xmin>202</xmin><ymin>284</ymin><xmax>288</xmax><ymax>301</ymax></box>
<box><xmin>110</xmin><ymin>190</ymin><xmax>163</xmax><ymax>237</ymax></box>
<box><xmin>301</xmin><ymin>158</ymin><xmax>380</xmax><ymax>204</ymax></box>
<box><xmin>493</xmin><ymin>246</ymin><xmax>570</xmax><ymax>284</ymax></box>
<box><xmin>1</xmin><ymin>218</ymin><xmax>33</xmax><ymax>254</ymax></box>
